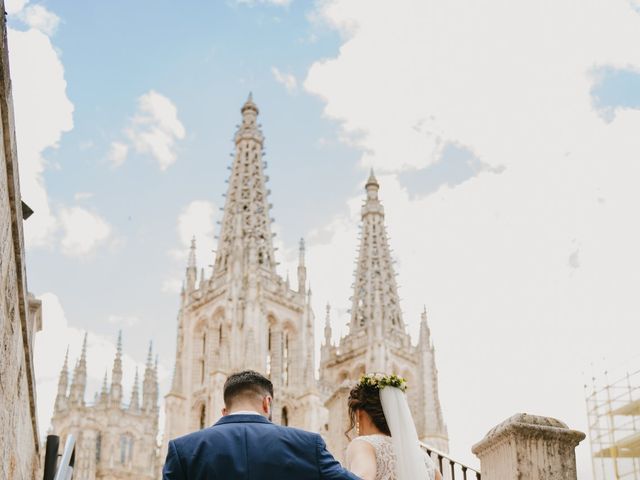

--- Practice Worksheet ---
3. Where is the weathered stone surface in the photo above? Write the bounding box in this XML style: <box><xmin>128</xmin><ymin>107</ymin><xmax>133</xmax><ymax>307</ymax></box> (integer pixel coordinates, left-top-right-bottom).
<box><xmin>472</xmin><ymin>413</ymin><xmax>586</xmax><ymax>480</ymax></box>
<box><xmin>0</xmin><ymin>2</ymin><xmax>42</xmax><ymax>477</ymax></box>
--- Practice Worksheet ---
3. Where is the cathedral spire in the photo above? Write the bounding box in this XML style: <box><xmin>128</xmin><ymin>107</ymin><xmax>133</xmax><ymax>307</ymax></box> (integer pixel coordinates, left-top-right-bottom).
<box><xmin>348</xmin><ymin>174</ymin><xmax>404</xmax><ymax>334</ymax></box>
<box><xmin>98</xmin><ymin>369</ymin><xmax>109</xmax><ymax>405</ymax></box>
<box><xmin>213</xmin><ymin>94</ymin><xmax>276</xmax><ymax>277</ymax></box>
<box><xmin>323</xmin><ymin>303</ymin><xmax>333</xmax><ymax>347</ymax></box>
<box><xmin>54</xmin><ymin>347</ymin><xmax>70</xmax><ymax>412</ymax></box>
<box><xmin>69</xmin><ymin>334</ymin><xmax>88</xmax><ymax>406</ymax></box>
<box><xmin>186</xmin><ymin>236</ymin><xmax>197</xmax><ymax>292</ymax></box>
<box><xmin>297</xmin><ymin>238</ymin><xmax>307</xmax><ymax>293</ymax></box>
<box><xmin>129</xmin><ymin>368</ymin><xmax>140</xmax><ymax>412</ymax></box>
<box><xmin>143</xmin><ymin>341</ymin><xmax>158</xmax><ymax>413</ymax></box>
<box><xmin>110</xmin><ymin>330</ymin><xmax>123</xmax><ymax>406</ymax></box>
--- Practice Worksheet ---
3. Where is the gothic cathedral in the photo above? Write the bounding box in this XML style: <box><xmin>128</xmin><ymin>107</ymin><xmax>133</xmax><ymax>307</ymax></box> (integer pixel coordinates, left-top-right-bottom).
<box><xmin>162</xmin><ymin>95</ymin><xmax>449</xmax><ymax>460</ymax></box>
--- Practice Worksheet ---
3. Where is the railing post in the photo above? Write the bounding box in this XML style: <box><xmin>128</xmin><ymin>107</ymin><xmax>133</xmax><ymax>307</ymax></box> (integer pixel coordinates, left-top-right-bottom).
<box><xmin>471</xmin><ymin>413</ymin><xmax>585</xmax><ymax>480</ymax></box>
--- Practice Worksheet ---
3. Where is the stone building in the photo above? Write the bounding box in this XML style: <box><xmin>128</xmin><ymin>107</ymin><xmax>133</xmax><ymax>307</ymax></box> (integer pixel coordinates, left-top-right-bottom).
<box><xmin>320</xmin><ymin>172</ymin><xmax>449</xmax><ymax>459</ymax></box>
<box><xmin>163</xmin><ymin>94</ymin><xmax>323</xmax><ymax>452</ymax></box>
<box><xmin>163</xmin><ymin>95</ymin><xmax>448</xmax><ymax>462</ymax></box>
<box><xmin>50</xmin><ymin>333</ymin><xmax>160</xmax><ymax>480</ymax></box>
<box><xmin>0</xmin><ymin>2</ymin><xmax>43</xmax><ymax>478</ymax></box>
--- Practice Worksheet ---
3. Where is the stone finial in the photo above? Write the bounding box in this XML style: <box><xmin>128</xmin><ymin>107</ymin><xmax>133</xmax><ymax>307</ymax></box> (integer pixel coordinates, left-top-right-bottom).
<box><xmin>472</xmin><ymin>413</ymin><xmax>586</xmax><ymax>480</ymax></box>
<box><xmin>241</xmin><ymin>92</ymin><xmax>259</xmax><ymax>114</ymax></box>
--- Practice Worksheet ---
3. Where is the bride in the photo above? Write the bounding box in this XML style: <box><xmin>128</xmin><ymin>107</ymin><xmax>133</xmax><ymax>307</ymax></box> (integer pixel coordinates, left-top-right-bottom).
<box><xmin>345</xmin><ymin>374</ymin><xmax>442</xmax><ymax>480</ymax></box>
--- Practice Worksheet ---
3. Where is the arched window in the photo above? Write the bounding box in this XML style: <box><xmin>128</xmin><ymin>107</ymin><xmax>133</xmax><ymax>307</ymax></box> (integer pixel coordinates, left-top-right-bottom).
<box><xmin>282</xmin><ymin>331</ymin><xmax>290</xmax><ymax>385</ymax></box>
<box><xmin>95</xmin><ymin>432</ymin><xmax>102</xmax><ymax>463</ymax></box>
<box><xmin>266</xmin><ymin>327</ymin><xmax>272</xmax><ymax>377</ymax></box>
<box><xmin>200</xmin><ymin>333</ymin><xmax>206</xmax><ymax>384</ymax></box>
<box><xmin>199</xmin><ymin>404</ymin><xmax>207</xmax><ymax>430</ymax></box>
<box><xmin>281</xmin><ymin>407</ymin><xmax>289</xmax><ymax>426</ymax></box>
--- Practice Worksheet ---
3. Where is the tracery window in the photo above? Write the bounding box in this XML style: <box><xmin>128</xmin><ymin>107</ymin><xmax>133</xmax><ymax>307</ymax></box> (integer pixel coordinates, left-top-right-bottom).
<box><xmin>199</xmin><ymin>404</ymin><xmax>207</xmax><ymax>430</ymax></box>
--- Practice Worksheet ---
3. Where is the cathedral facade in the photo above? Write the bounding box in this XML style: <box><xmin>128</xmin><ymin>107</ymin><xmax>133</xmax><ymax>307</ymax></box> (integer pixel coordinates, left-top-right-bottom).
<box><xmin>163</xmin><ymin>96</ymin><xmax>449</xmax><ymax>461</ymax></box>
<box><xmin>50</xmin><ymin>333</ymin><xmax>159</xmax><ymax>480</ymax></box>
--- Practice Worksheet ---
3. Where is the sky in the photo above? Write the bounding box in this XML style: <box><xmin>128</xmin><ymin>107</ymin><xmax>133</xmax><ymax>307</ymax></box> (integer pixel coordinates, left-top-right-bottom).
<box><xmin>5</xmin><ymin>0</ymin><xmax>640</xmax><ymax>477</ymax></box>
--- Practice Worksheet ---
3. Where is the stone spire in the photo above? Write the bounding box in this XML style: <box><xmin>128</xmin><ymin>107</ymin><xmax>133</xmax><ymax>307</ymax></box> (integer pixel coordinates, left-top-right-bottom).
<box><xmin>54</xmin><ymin>347</ymin><xmax>70</xmax><ymax>412</ymax></box>
<box><xmin>297</xmin><ymin>238</ymin><xmax>307</xmax><ymax>293</ymax></box>
<box><xmin>98</xmin><ymin>369</ymin><xmax>109</xmax><ymax>405</ymax></box>
<box><xmin>143</xmin><ymin>341</ymin><xmax>158</xmax><ymax>413</ymax></box>
<box><xmin>69</xmin><ymin>334</ymin><xmax>88</xmax><ymax>406</ymax></box>
<box><xmin>348</xmin><ymin>171</ymin><xmax>405</xmax><ymax>335</ymax></box>
<box><xmin>417</xmin><ymin>307</ymin><xmax>448</xmax><ymax>447</ymax></box>
<box><xmin>129</xmin><ymin>368</ymin><xmax>140</xmax><ymax>412</ymax></box>
<box><xmin>213</xmin><ymin>93</ymin><xmax>276</xmax><ymax>276</ymax></box>
<box><xmin>323</xmin><ymin>303</ymin><xmax>333</xmax><ymax>347</ymax></box>
<box><xmin>110</xmin><ymin>331</ymin><xmax>123</xmax><ymax>406</ymax></box>
<box><xmin>186</xmin><ymin>236</ymin><xmax>198</xmax><ymax>292</ymax></box>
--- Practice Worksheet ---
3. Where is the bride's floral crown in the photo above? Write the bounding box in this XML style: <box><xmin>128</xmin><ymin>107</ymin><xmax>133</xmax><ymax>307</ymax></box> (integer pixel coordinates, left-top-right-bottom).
<box><xmin>357</xmin><ymin>373</ymin><xmax>407</xmax><ymax>392</ymax></box>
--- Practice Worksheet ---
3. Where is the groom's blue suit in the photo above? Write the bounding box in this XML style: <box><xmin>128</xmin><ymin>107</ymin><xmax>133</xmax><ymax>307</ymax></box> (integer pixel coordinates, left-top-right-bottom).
<box><xmin>163</xmin><ymin>413</ymin><xmax>360</xmax><ymax>480</ymax></box>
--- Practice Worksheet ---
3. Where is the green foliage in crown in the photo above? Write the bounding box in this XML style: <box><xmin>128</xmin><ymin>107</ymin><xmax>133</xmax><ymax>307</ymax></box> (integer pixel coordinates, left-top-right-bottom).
<box><xmin>357</xmin><ymin>373</ymin><xmax>407</xmax><ymax>392</ymax></box>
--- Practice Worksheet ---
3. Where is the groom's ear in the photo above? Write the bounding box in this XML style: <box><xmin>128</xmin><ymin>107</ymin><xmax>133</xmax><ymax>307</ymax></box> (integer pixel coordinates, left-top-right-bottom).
<box><xmin>262</xmin><ymin>395</ymin><xmax>272</xmax><ymax>415</ymax></box>
<box><xmin>221</xmin><ymin>407</ymin><xmax>228</xmax><ymax>417</ymax></box>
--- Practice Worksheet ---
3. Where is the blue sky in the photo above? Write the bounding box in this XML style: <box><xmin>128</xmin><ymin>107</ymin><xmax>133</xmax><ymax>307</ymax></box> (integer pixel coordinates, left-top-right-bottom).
<box><xmin>7</xmin><ymin>1</ymin><xmax>640</xmax><ymax>477</ymax></box>
<box><xmin>12</xmin><ymin>0</ymin><xmax>363</xmax><ymax>356</ymax></box>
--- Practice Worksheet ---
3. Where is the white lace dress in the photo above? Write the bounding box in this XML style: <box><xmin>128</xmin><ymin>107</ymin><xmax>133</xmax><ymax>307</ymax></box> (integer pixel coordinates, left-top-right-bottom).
<box><xmin>356</xmin><ymin>434</ymin><xmax>437</xmax><ymax>480</ymax></box>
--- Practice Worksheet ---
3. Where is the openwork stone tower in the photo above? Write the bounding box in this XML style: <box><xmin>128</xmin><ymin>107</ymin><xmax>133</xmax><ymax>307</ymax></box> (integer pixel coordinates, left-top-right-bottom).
<box><xmin>163</xmin><ymin>95</ymin><xmax>322</xmax><ymax>451</ymax></box>
<box><xmin>320</xmin><ymin>171</ymin><xmax>449</xmax><ymax>459</ymax></box>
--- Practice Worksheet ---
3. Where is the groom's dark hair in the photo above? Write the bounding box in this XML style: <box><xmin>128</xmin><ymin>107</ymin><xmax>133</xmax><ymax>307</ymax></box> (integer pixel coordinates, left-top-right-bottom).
<box><xmin>224</xmin><ymin>370</ymin><xmax>274</xmax><ymax>408</ymax></box>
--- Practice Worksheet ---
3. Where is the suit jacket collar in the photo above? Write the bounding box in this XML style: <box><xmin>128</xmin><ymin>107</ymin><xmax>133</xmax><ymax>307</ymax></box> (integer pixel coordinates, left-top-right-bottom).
<box><xmin>214</xmin><ymin>414</ymin><xmax>272</xmax><ymax>426</ymax></box>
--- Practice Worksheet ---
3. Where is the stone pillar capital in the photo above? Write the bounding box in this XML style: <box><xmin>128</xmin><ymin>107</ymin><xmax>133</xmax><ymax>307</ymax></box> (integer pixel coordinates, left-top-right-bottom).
<box><xmin>472</xmin><ymin>413</ymin><xmax>585</xmax><ymax>480</ymax></box>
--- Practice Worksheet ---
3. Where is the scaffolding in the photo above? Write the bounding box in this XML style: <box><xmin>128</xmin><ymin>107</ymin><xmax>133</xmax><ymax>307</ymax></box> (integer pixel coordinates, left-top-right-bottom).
<box><xmin>586</xmin><ymin>368</ymin><xmax>640</xmax><ymax>480</ymax></box>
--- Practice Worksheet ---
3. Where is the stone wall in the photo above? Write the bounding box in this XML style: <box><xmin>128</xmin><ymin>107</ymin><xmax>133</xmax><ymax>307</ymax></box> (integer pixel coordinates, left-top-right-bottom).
<box><xmin>0</xmin><ymin>2</ymin><xmax>42</xmax><ymax>478</ymax></box>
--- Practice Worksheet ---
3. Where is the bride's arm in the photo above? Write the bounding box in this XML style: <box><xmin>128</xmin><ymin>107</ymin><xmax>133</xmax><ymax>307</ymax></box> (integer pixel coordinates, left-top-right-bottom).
<box><xmin>345</xmin><ymin>439</ymin><xmax>377</xmax><ymax>480</ymax></box>
<box><xmin>435</xmin><ymin>470</ymin><xmax>442</xmax><ymax>480</ymax></box>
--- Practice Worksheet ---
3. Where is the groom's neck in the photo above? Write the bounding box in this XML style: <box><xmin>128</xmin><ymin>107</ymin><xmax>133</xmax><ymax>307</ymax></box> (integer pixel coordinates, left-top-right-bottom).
<box><xmin>225</xmin><ymin>403</ymin><xmax>265</xmax><ymax>417</ymax></box>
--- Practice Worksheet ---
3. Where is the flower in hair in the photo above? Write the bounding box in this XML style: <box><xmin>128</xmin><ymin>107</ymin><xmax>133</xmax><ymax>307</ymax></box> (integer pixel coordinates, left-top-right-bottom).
<box><xmin>357</xmin><ymin>373</ymin><xmax>407</xmax><ymax>392</ymax></box>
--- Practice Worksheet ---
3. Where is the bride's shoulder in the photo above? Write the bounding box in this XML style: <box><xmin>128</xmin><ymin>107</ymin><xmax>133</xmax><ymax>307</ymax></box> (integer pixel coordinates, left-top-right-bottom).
<box><xmin>346</xmin><ymin>436</ymin><xmax>377</xmax><ymax>460</ymax></box>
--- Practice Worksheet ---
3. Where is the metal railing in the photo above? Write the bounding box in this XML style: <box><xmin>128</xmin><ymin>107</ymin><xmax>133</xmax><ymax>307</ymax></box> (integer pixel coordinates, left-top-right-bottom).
<box><xmin>421</xmin><ymin>443</ymin><xmax>481</xmax><ymax>480</ymax></box>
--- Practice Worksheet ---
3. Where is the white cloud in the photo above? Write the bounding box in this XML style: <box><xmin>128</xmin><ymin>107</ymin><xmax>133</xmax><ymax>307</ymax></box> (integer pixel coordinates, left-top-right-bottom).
<box><xmin>59</xmin><ymin>206</ymin><xmax>112</xmax><ymax>257</ymax></box>
<box><xmin>163</xmin><ymin>200</ymin><xmax>218</xmax><ymax>292</ymax></box>
<box><xmin>125</xmin><ymin>90</ymin><xmax>185</xmax><ymax>171</ymax></box>
<box><xmin>271</xmin><ymin>66</ymin><xmax>298</xmax><ymax>93</ymax></box>
<box><xmin>108</xmin><ymin>141</ymin><xmax>128</xmax><ymax>168</ymax></box>
<box><xmin>5</xmin><ymin>0</ymin><xmax>29</xmax><ymax>15</ymax></box>
<box><xmin>304</xmin><ymin>0</ymin><xmax>640</xmax><ymax>475</ymax></box>
<box><xmin>34</xmin><ymin>293</ymin><xmax>163</xmax><ymax>438</ymax></box>
<box><xmin>7</xmin><ymin>24</ymin><xmax>73</xmax><ymax>247</ymax></box>
<box><xmin>107</xmin><ymin>315</ymin><xmax>141</xmax><ymax>328</ymax></box>
<box><xmin>19</xmin><ymin>4</ymin><xmax>60</xmax><ymax>36</ymax></box>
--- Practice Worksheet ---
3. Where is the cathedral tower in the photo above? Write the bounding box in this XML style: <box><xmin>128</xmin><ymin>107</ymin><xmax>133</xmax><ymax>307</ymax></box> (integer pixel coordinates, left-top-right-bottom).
<box><xmin>320</xmin><ymin>172</ymin><xmax>449</xmax><ymax>459</ymax></box>
<box><xmin>50</xmin><ymin>333</ymin><xmax>159</xmax><ymax>479</ymax></box>
<box><xmin>163</xmin><ymin>95</ymin><xmax>322</xmax><ymax>452</ymax></box>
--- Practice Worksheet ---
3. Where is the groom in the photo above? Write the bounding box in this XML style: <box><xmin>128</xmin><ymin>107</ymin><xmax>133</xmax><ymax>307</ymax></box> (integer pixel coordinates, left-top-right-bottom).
<box><xmin>163</xmin><ymin>370</ymin><xmax>360</xmax><ymax>479</ymax></box>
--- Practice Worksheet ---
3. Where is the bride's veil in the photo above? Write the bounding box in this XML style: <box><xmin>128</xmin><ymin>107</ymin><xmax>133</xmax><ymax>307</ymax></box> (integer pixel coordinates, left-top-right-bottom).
<box><xmin>379</xmin><ymin>386</ymin><xmax>430</xmax><ymax>480</ymax></box>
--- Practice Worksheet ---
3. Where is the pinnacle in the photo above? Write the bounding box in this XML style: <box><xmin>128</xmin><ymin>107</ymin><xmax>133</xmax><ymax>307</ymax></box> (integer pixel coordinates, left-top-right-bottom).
<box><xmin>62</xmin><ymin>346</ymin><xmax>69</xmax><ymax>370</ymax></box>
<box><xmin>366</xmin><ymin>168</ymin><xmax>379</xmax><ymax>187</ymax></box>
<box><xmin>241</xmin><ymin>92</ymin><xmax>259</xmax><ymax>114</ymax></box>
<box><xmin>146</xmin><ymin>340</ymin><xmax>153</xmax><ymax>366</ymax></box>
<box><xmin>80</xmin><ymin>332</ymin><xmax>88</xmax><ymax>360</ymax></box>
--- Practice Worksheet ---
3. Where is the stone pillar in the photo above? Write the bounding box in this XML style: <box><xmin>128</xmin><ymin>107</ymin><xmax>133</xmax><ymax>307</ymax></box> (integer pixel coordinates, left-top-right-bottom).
<box><xmin>471</xmin><ymin>413</ymin><xmax>585</xmax><ymax>480</ymax></box>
